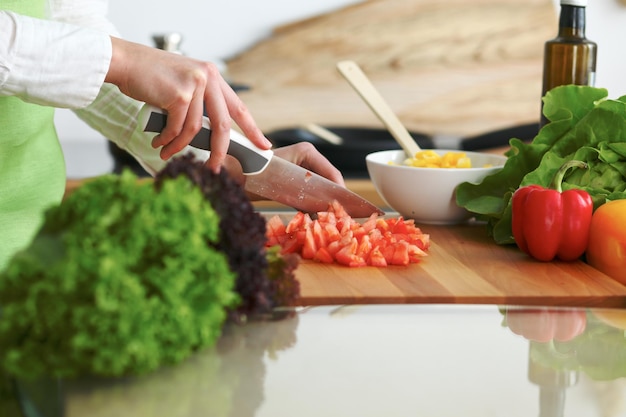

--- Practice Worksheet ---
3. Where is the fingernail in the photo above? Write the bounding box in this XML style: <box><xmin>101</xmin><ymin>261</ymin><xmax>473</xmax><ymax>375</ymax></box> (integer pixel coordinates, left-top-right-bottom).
<box><xmin>159</xmin><ymin>147</ymin><xmax>170</xmax><ymax>161</ymax></box>
<box><xmin>151</xmin><ymin>135</ymin><xmax>161</xmax><ymax>149</ymax></box>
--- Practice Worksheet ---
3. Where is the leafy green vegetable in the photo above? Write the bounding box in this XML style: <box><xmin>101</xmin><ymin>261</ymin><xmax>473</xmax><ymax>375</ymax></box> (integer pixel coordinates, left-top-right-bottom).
<box><xmin>155</xmin><ymin>154</ymin><xmax>301</xmax><ymax>321</ymax></box>
<box><xmin>0</xmin><ymin>171</ymin><xmax>238</xmax><ymax>379</ymax></box>
<box><xmin>456</xmin><ymin>85</ymin><xmax>626</xmax><ymax>244</ymax></box>
<box><xmin>265</xmin><ymin>246</ymin><xmax>300</xmax><ymax>310</ymax></box>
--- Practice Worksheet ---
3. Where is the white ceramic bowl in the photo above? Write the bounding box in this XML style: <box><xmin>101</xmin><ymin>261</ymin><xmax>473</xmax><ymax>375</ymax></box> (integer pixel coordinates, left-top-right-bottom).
<box><xmin>366</xmin><ymin>149</ymin><xmax>507</xmax><ymax>225</ymax></box>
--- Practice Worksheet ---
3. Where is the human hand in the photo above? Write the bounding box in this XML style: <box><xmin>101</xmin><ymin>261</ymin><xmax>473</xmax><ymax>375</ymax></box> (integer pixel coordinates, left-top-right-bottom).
<box><xmin>105</xmin><ymin>37</ymin><xmax>271</xmax><ymax>172</ymax></box>
<box><xmin>272</xmin><ymin>142</ymin><xmax>345</xmax><ymax>186</ymax></box>
<box><xmin>221</xmin><ymin>142</ymin><xmax>345</xmax><ymax>199</ymax></box>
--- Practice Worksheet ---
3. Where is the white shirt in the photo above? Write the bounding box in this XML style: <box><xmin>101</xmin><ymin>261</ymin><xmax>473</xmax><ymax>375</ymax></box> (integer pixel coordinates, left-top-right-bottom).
<box><xmin>0</xmin><ymin>0</ymin><xmax>207</xmax><ymax>175</ymax></box>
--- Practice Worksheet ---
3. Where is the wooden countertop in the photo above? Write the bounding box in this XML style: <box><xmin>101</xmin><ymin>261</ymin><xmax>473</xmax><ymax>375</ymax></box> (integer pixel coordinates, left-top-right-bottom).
<box><xmin>291</xmin><ymin>219</ymin><xmax>626</xmax><ymax>308</ymax></box>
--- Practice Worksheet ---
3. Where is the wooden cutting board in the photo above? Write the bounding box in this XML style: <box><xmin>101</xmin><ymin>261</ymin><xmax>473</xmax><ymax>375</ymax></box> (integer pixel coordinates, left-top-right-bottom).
<box><xmin>227</xmin><ymin>0</ymin><xmax>557</xmax><ymax>138</ymax></box>
<box><xmin>292</xmin><ymin>220</ymin><xmax>626</xmax><ymax>308</ymax></box>
<box><xmin>64</xmin><ymin>181</ymin><xmax>626</xmax><ymax>308</ymax></box>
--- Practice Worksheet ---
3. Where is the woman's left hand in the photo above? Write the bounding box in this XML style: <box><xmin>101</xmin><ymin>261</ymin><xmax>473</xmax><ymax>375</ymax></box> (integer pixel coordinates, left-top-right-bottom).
<box><xmin>273</xmin><ymin>142</ymin><xmax>345</xmax><ymax>187</ymax></box>
<box><xmin>222</xmin><ymin>142</ymin><xmax>345</xmax><ymax>200</ymax></box>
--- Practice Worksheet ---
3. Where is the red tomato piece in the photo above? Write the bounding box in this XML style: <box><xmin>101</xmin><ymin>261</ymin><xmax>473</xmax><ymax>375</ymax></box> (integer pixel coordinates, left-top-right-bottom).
<box><xmin>280</xmin><ymin>234</ymin><xmax>301</xmax><ymax>254</ymax></box>
<box><xmin>314</xmin><ymin>247</ymin><xmax>334</xmax><ymax>264</ymax></box>
<box><xmin>324</xmin><ymin>223</ymin><xmax>341</xmax><ymax>243</ymax></box>
<box><xmin>285</xmin><ymin>212</ymin><xmax>303</xmax><ymax>234</ymax></box>
<box><xmin>386</xmin><ymin>241</ymin><xmax>410</xmax><ymax>266</ymax></box>
<box><xmin>368</xmin><ymin>246</ymin><xmax>388</xmax><ymax>267</ymax></box>
<box><xmin>326</xmin><ymin>240</ymin><xmax>342</xmax><ymax>256</ymax></box>
<box><xmin>336</xmin><ymin>238</ymin><xmax>367</xmax><ymax>267</ymax></box>
<box><xmin>317</xmin><ymin>211</ymin><xmax>337</xmax><ymax>225</ymax></box>
<box><xmin>301</xmin><ymin>225</ymin><xmax>317</xmax><ymax>260</ymax></box>
<box><xmin>312</xmin><ymin>220</ymin><xmax>327</xmax><ymax>248</ymax></box>
<box><xmin>357</xmin><ymin>235</ymin><xmax>372</xmax><ymax>257</ymax></box>
<box><xmin>330</xmin><ymin>200</ymin><xmax>349</xmax><ymax>218</ymax></box>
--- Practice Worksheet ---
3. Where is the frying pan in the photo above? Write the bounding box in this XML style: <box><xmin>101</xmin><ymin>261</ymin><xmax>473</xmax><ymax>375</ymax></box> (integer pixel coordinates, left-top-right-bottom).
<box><xmin>265</xmin><ymin>123</ymin><xmax>538</xmax><ymax>178</ymax></box>
<box><xmin>446</xmin><ymin>123</ymin><xmax>539</xmax><ymax>151</ymax></box>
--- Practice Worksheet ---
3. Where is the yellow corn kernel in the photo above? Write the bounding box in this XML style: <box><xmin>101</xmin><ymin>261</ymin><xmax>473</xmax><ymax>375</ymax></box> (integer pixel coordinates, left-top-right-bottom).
<box><xmin>403</xmin><ymin>151</ymin><xmax>473</xmax><ymax>168</ymax></box>
<box><xmin>455</xmin><ymin>156</ymin><xmax>472</xmax><ymax>168</ymax></box>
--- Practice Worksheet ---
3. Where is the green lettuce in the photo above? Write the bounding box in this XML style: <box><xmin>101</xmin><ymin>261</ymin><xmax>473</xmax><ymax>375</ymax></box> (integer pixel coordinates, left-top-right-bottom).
<box><xmin>0</xmin><ymin>171</ymin><xmax>238</xmax><ymax>378</ymax></box>
<box><xmin>456</xmin><ymin>85</ymin><xmax>626</xmax><ymax>244</ymax></box>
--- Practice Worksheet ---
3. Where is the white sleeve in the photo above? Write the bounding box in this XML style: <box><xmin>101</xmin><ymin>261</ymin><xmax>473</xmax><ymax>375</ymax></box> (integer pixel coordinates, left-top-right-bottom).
<box><xmin>0</xmin><ymin>10</ymin><xmax>110</xmax><ymax>108</ymax></box>
<box><xmin>73</xmin><ymin>83</ymin><xmax>210</xmax><ymax>176</ymax></box>
<box><xmin>0</xmin><ymin>1</ymin><xmax>208</xmax><ymax>174</ymax></box>
<box><xmin>53</xmin><ymin>0</ymin><xmax>210</xmax><ymax>175</ymax></box>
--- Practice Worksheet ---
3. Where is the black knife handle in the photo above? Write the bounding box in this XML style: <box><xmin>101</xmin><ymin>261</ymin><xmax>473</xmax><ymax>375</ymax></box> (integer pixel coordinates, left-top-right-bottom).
<box><xmin>140</xmin><ymin>104</ymin><xmax>273</xmax><ymax>175</ymax></box>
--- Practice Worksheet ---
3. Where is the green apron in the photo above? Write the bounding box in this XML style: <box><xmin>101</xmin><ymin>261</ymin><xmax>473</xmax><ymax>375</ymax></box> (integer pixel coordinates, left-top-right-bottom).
<box><xmin>0</xmin><ymin>0</ymin><xmax>66</xmax><ymax>270</ymax></box>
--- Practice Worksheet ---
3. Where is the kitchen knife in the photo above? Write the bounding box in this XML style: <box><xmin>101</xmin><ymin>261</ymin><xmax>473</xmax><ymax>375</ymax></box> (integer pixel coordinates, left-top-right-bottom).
<box><xmin>139</xmin><ymin>104</ymin><xmax>384</xmax><ymax>217</ymax></box>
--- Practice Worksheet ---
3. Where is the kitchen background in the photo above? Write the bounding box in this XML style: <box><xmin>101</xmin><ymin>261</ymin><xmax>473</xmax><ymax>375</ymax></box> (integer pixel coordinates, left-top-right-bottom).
<box><xmin>56</xmin><ymin>0</ymin><xmax>626</xmax><ymax>178</ymax></box>
<box><xmin>51</xmin><ymin>0</ymin><xmax>626</xmax><ymax>410</ymax></box>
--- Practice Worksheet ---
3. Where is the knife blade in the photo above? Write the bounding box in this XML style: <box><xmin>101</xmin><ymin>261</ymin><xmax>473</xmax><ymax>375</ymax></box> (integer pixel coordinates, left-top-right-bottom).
<box><xmin>139</xmin><ymin>104</ymin><xmax>384</xmax><ymax>217</ymax></box>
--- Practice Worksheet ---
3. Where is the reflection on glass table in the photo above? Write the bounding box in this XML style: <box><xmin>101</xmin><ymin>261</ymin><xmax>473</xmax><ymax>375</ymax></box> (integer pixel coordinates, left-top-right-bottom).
<box><xmin>11</xmin><ymin>304</ymin><xmax>626</xmax><ymax>417</ymax></box>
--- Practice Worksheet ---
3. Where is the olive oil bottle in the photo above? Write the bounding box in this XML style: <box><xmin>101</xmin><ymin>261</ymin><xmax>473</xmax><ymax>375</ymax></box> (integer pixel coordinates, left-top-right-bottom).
<box><xmin>540</xmin><ymin>0</ymin><xmax>597</xmax><ymax>126</ymax></box>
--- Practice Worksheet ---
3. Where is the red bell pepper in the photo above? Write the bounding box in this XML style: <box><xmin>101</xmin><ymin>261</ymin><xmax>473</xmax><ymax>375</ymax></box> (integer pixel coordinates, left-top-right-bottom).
<box><xmin>511</xmin><ymin>160</ymin><xmax>593</xmax><ymax>262</ymax></box>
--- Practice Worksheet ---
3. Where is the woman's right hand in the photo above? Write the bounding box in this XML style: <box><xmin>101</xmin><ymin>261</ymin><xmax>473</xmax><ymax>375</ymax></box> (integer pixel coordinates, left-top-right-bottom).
<box><xmin>105</xmin><ymin>36</ymin><xmax>272</xmax><ymax>173</ymax></box>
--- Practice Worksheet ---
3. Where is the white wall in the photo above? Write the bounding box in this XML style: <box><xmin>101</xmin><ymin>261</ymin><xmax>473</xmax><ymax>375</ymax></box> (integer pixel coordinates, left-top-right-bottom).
<box><xmin>57</xmin><ymin>0</ymin><xmax>626</xmax><ymax>176</ymax></box>
<box><xmin>109</xmin><ymin>0</ymin><xmax>363</xmax><ymax>63</ymax></box>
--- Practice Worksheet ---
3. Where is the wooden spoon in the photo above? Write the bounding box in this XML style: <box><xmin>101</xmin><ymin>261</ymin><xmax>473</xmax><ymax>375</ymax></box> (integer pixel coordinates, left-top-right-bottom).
<box><xmin>301</xmin><ymin>123</ymin><xmax>344</xmax><ymax>146</ymax></box>
<box><xmin>336</xmin><ymin>60</ymin><xmax>421</xmax><ymax>157</ymax></box>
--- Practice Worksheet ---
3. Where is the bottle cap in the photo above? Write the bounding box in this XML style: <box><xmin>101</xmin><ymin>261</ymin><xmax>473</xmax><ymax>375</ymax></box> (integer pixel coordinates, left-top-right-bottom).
<box><xmin>561</xmin><ymin>0</ymin><xmax>587</xmax><ymax>6</ymax></box>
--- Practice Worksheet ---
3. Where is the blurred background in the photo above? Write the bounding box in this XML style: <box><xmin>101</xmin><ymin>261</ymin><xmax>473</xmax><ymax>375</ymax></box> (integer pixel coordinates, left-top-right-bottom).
<box><xmin>56</xmin><ymin>0</ymin><xmax>626</xmax><ymax>178</ymax></box>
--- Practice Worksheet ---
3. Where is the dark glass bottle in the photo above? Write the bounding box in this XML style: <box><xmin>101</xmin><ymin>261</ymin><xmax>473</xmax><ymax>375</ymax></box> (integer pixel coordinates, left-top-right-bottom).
<box><xmin>540</xmin><ymin>0</ymin><xmax>597</xmax><ymax>126</ymax></box>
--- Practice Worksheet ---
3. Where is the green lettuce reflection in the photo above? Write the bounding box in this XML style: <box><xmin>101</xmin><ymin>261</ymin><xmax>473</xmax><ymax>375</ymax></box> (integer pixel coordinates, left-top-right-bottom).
<box><xmin>17</xmin><ymin>312</ymin><xmax>299</xmax><ymax>417</ymax></box>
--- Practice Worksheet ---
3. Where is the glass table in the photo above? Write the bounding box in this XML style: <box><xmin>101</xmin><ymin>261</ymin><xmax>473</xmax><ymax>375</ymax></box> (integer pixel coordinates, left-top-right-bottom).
<box><xmin>13</xmin><ymin>304</ymin><xmax>626</xmax><ymax>417</ymax></box>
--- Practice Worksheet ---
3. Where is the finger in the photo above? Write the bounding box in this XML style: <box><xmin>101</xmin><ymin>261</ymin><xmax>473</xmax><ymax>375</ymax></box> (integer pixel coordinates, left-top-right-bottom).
<box><xmin>275</xmin><ymin>143</ymin><xmax>345</xmax><ymax>186</ymax></box>
<box><xmin>220</xmin><ymin>155</ymin><xmax>246</xmax><ymax>185</ymax></box>
<box><xmin>151</xmin><ymin>106</ymin><xmax>187</xmax><ymax>150</ymax></box>
<box><xmin>219</xmin><ymin>77</ymin><xmax>272</xmax><ymax>149</ymax></box>
<box><xmin>203</xmin><ymin>80</ymin><xmax>232</xmax><ymax>172</ymax></box>
<box><xmin>159</xmin><ymin>92</ymin><xmax>205</xmax><ymax>160</ymax></box>
<box><xmin>311</xmin><ymin>160</ymin><xmax>345</xmax><ymax>186</ymax></box>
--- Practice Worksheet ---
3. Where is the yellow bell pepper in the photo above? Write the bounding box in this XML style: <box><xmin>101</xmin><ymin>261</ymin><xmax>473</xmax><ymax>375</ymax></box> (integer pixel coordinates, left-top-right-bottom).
<box><xmin>586</xmin><ymin>199</ymin><xmax>626</xmax><ymax>285</ymax></box>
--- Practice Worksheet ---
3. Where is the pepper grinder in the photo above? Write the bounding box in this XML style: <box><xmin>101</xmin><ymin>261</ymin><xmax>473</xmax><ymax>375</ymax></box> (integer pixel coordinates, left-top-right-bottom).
<box><xmin>152</xmin><ymin>32</ymin><xmax>184</xmax><ymax>54</ymax></box>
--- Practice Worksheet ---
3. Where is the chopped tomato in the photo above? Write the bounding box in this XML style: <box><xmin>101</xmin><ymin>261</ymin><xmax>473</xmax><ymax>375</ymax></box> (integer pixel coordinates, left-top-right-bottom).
<box><xmin>312</xmin><ymin>220</ymin><xmax>327</xmax><ymax>248</ymax></box>
<box><xmin>368</xmin><ymin>246</ymin><xmax>388</xmax><ymax>267</ymax></box>
<box><xmin>357</xmin><ymin>235</ymin><xmax>372</xmax><ymax>256</ymax></box>
<box><xmin>314</xmin><ymin>247</ymin><xmax>335</xmax><ymax>264</ymax></box>
<box><xmin>324</xmin><ymin>223</ymin><xmax>341</xmax><ymax>243</ymax></box>
<box><xmin>387</xmin><ymin>241</ymin><xmax>410</xmax><ymax>266</ymax></box>
<box><xmin>266</xmin><ymin>215</ymin><xmax>286</xmax><ymax>246</ymax></box>
<box><xmin>265</xmin><ymin>201</ymin><xmax>430</xmax><ymax>267</ymax></box>
<box><xmin>335</xmin><ymin>237</ymin><xmax>367</xmax><ymax>267</ymax></box>
<box><xmin>317</xmin><ymin>211</ymin><xmax>337</xmax><ymax>225</ymax></box>
<box><xmin>301</xmin><ymin>225</ymin><xmax>317</xmax><ymax>260</ymax></box>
